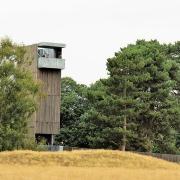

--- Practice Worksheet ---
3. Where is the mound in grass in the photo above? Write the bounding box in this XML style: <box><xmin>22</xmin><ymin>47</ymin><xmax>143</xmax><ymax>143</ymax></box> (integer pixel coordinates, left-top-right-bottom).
<box><xmin>0</xmin><ymin>150</ymin><xmax>179</xmax><ymax>169</ymax></box>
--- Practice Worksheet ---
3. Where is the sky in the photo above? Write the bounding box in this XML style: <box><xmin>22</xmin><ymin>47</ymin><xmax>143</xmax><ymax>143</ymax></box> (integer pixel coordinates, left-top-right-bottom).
<box><xmin>0</xmin><ymin>0</ymin><xmax>180</xmax><ymax>85</ymax></box>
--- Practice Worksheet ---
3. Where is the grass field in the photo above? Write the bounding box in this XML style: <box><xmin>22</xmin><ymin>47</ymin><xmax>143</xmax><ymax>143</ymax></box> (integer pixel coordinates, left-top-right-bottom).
<box><xmin>0</xmin><ymin>150</ymin><xmax>179</xmax><ymax>180</ymax></box>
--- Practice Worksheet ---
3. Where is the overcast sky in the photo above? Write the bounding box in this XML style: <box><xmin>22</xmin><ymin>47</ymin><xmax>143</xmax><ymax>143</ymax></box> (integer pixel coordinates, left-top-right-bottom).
<box><xmin>0</xmin><ymin>0</ymin><xmax>180</xmax><ymax>85</ymax></box>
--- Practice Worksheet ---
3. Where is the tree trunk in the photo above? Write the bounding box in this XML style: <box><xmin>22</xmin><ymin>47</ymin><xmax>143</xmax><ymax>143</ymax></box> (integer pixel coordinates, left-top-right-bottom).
<box><xmin>121</xmin><ymin>115</ymin><xmax>127</xmax><ymax>151</ymax></box>
<box><xmin>121</xmin><ymin>85</ymin><xmax>127</xmax><ymax>151</ymax></box>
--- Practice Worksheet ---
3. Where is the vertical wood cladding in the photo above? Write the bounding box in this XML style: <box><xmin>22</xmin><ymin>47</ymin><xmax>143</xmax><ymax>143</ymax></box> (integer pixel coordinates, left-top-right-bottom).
<box><xmin>36</xmin><ymin>69</ymin><xmax>61</xmax><ymax>134</ymax></box>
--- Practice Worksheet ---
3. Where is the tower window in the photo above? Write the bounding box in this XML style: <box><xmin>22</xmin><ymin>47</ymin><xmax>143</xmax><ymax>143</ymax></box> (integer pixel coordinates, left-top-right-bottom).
<box><xmin>38</xmin><ymin>48</ymin><xmax>56</xmax><ymax>58</ymax></box>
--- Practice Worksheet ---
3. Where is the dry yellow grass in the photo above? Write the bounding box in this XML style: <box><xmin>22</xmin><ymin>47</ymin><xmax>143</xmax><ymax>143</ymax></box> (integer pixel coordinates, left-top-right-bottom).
<box><xmin>0</xmin><ymin>150</ymin><xmax>179</xmax><ymax>180</ymax></box>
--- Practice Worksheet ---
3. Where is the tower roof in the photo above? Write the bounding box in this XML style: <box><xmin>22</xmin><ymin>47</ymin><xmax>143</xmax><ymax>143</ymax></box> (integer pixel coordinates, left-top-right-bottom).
<box><xmin>38</xmin><ymin>42</ymin><xmax>66</xmax><ymax>48</ymax></box>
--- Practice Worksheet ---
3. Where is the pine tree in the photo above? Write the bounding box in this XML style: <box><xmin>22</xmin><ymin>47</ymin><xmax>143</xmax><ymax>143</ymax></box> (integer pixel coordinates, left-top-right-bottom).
<box><xmin>104</xmin><ymin>40</ymin><xmax>152</xmax><ymax>150</ymax></box>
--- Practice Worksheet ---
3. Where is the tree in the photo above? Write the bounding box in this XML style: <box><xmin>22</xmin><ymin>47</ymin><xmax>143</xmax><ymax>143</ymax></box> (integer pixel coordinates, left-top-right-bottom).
<box><xmin>55</xmin><ymin>77</ymin><xmax>90</xmax><ymax>147</ymax></box>
<box><xmin>82</xmin><ymin>42</ymin><xmax>152</xmax><ymax>150</ymax></box>
<box><xmin>164</xmin><ymin>42</ymin><xmax>180</xmax><ymax>152</ymax></box>
<box><xmin>105</xmin><ymin>40</ymin><xmax>180</xmax><ymax>152</ymax></box>
<box><xmin>0</xmin><ymin>38</ymin><xmax>39</xmax><ymax>151</ymax></box>
<box><xmin>133</xmin><ymin>40</ymin><xmax>180</xmax><ymax>153</ymax></box>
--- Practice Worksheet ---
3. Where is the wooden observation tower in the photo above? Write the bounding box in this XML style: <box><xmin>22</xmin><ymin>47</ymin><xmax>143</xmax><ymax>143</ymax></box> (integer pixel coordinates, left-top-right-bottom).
<box><xmin>25</xmin><ymin>42</ymin><xmax>66</xmax><ymax>144</ymax></box>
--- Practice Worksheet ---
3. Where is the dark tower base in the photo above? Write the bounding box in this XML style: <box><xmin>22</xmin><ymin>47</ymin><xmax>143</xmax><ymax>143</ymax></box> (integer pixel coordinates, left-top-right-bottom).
<box><xmin>35</xmin><ymin>134</ymin><xmax>54</xmax><ymax>145</ymax></box>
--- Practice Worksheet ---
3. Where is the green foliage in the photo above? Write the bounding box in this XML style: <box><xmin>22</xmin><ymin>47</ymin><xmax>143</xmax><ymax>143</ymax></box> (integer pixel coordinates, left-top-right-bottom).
<box><xmin>58</xmin><ymin>40</ymin><xmax>180</xmax><ymax>154</ymax></box>
<box><xmin>79</xmin><ymin>80</ymin><xmax>126</xmax><ymax>149</ymax></box>
<box><xmin>0</xmin><ymin>38</ymin><xmax>39</xmax><ymax>151</ymax></box>
<box><xmin>55</xmin><ymin>77</ymin><xmax>90</xmax><ymax>147</ymax></box>
<box><xmin>104</xmin><ymin>40</ymin><xmax>180</xmax><ymax>152</ymax></box>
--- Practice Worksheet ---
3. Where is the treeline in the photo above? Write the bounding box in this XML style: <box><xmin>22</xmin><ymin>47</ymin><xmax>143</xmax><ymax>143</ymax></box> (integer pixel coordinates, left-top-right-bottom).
<box><xmin>0</xmin><ymin>38</ymin><xmax>180</xmax><ymax>153</ymax></box>
<box><xmin>56</xmin><ymin>40</ymin><xmax>180</xmax><ymax>154</ymax></box>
